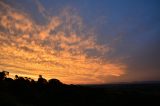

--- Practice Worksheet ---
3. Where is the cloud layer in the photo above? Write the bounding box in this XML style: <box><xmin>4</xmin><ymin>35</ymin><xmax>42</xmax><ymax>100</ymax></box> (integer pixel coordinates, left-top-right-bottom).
<box><xmin>0</xmin><ymin>1</ymin><xmax>125</xmax><ymax>84</ymax></box>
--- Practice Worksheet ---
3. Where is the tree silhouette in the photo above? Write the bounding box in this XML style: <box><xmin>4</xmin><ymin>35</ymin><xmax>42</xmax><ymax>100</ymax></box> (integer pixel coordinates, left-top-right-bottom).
<box><xmin>38</xmin><ymin>75</ymin><xmax>47</xmax><ymax>84</ymax></box>
<box><xmin>0</xmin><ymin>71</ymin><xmax>9</xmax><ymax>80</ymax></box>
<box><xmin>48</xmin><ymin>78</ymin><xmax>63</xmax><ymax>87</ymax></box>
<box><xmin>0</xmin><ymin>70</ymin><xmax>159</xmax><ymax>106</ymax></box>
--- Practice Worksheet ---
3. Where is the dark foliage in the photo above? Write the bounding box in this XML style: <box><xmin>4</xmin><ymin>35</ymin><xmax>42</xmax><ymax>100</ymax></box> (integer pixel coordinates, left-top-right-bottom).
<box><xmin>0</xmin><ymin>71</ymin><xmax>160</xmax><ymax>106</ymax></box>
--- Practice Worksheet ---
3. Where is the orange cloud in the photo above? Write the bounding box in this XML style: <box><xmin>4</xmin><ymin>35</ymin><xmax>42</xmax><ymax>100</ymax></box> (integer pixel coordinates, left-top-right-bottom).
<box><xmin>0</xmin><ymin>1</ymin><xmax>126</xmax><ymax>84</ymax></box>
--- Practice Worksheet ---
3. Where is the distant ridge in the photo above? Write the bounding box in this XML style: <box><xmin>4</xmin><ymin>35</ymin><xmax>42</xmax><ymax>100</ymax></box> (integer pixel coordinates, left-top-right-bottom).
<box><xmin>81</xmin><ymin>80</ymin><xmax>160</xmax><ymax>88</ymax></box>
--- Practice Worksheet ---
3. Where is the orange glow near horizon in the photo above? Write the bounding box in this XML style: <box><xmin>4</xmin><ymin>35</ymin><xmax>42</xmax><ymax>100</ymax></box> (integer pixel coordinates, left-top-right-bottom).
<box><xmin>0</xmin><ymin>1</ymin><xmax>126</xmax><ymax>84</ymax></box>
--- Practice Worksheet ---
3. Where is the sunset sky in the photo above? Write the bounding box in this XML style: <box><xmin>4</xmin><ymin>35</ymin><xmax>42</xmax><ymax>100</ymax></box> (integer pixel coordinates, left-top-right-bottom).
<box><xmin>0</xmin><ymin>0</ymin><xmax>160</xmax><ymax>84</ymax></box>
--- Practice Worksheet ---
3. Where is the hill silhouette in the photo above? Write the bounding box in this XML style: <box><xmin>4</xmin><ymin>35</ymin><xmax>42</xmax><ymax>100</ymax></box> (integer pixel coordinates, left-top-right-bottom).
<box><xmin>0</xmin><ymin>71</ymin><xmax>160</xmax><ymax>106</ymax></box>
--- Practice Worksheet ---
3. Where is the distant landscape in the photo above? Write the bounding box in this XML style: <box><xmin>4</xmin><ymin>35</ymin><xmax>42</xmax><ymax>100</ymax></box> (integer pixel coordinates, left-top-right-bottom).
<box><xmin>0</xmin><ymin>71</ymin><xmax>160</xmax><ymax>106</ymax></box>
<box><xmin>0</xmin><ymin>0</ymin><xmax>160</xmax><ymax>106</ymax></box>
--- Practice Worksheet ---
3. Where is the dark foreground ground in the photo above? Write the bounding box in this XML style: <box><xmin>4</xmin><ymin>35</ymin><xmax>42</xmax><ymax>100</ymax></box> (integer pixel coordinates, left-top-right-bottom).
<box><xmin>0</xmin><ymin>73</ymin><xmax>160</xmax><ymax>106</ymax></box>
<box><xmin>1</xmin><ymin>82</ymin><xmax>160</xmax><ymax>106</ymax></box>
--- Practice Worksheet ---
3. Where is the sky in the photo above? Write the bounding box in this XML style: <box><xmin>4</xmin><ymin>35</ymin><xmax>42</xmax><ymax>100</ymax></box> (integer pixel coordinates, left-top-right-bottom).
<box><xmin>0</xmin><ymin>0</ymin><xmax>160</xmax><ymax>84</ymax></box>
